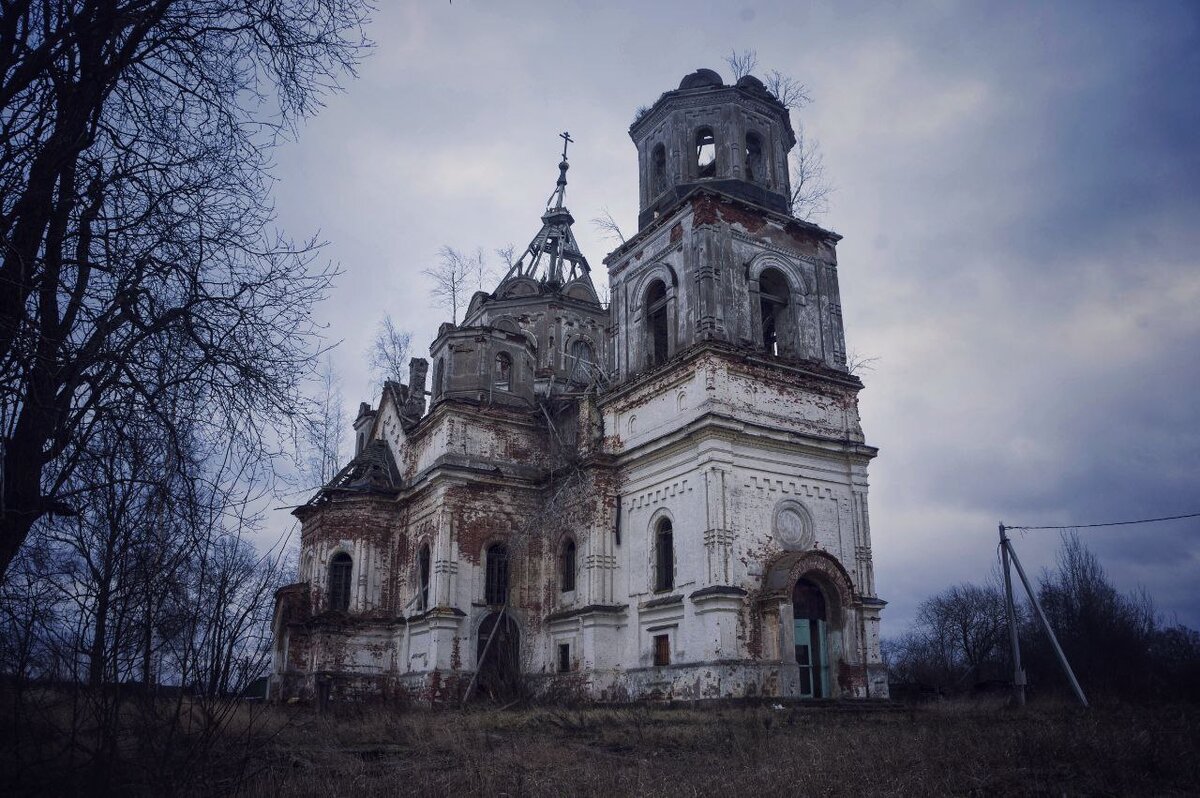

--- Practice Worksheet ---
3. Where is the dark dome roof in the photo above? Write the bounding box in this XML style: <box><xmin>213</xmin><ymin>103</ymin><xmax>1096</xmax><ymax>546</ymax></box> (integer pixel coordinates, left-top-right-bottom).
<box><xmin>679</xmin><ymin>68</ymin><xmax>724</xmax><ymax>90</ymax></box>
<box><xmin>736</xmin><ymin>74</ymin><xmax>768</xmax><ymax>92</ymax></box>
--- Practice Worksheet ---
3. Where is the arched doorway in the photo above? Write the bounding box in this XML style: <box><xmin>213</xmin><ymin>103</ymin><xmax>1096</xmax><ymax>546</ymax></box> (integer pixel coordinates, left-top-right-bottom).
<box><xmin>475</xmin><ymin>611</ymin><xmax>521</xmax><ymax>701</ymax></box>
<box><xmin>792</xmin><ymin>578</ymin><xmax>831</xmax><ymax>698</ymax></box>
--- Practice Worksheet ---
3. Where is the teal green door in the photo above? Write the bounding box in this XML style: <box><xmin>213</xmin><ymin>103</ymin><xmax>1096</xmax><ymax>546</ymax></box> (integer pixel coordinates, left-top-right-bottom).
<box><xmin>793</xmin><ymin>618</ymin><xmax>829</xmax><ymax>698</ymax></box>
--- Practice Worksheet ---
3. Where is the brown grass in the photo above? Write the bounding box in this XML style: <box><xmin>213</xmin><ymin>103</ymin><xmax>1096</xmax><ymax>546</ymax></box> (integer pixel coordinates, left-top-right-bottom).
<box><xmin>5</xmin><ymin>695</ymin><xmax>1198</xmax><ymax>796</ymax></box>
<box><xmin>235</xmin><ymin>699</ymin><xmax>1199</xmax><ymax>797</ymax></box>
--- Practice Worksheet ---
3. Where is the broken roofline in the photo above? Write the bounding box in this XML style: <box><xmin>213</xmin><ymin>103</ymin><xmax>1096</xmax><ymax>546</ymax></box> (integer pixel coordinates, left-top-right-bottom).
<box><xmin>602</xmin><ymin>185</ymin><xmax>841</xmax><ymax>269</ymax></box>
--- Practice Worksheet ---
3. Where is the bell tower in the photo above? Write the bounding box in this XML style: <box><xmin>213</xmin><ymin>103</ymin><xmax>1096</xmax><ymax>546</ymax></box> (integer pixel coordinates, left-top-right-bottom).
<box><xmin>607</xmin><ymin>69</ymin><xmax>849</xmax><ymax>383</ymax></box>
<box><xmin>599</xmin><ymin>68</ymin><xmax>888</xmax><ymax>700</ymax></box>
<box><xmin>632</xmin><ymin>69</ymin><xmax>795</xmax><ymax>229</ymax></box>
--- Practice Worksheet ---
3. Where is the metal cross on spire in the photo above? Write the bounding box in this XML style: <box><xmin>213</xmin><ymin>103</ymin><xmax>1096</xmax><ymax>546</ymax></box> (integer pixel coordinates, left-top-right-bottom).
<box><xmin>548</xmin><ymin>130</ymin><xmax>574</xmax><ymax>210</ymax></box>
<box><xmin>499</xmin><ymin>133</ymin><xmax>592</xmax><ymax>288</ymax></box>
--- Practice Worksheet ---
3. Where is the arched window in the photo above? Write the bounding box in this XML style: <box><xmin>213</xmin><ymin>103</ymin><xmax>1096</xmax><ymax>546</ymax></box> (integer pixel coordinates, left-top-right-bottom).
<box><xmin>560</xmin><ymin>539</ymin><xmax>576</xmax><ymax>593</ymax></box>
<box><xmin>652</xmin><ymin>143</ymin><xmax>667</xmax><ymax>196</ymax></box>
<box><xmin>654</xmin><ymin>519</ymin><xmax>674</xmax><ymax>592</ymax></box>
<box><xmin>328</xmin><ymin>552</ymin><xmax>352</xmax><ymax>612</ymax></box>
<box><xmin>758</xmin><ymin>268</ymin><xmax>789</xmax><ymax>356</ymax></box>
<box><xmin>418</xmin><ymin>544</ymin><xmax>431</xmax><ymax>611</ymax></box>
<box><xmin>494</xmin><ymin>352</ymin><xmax>512</xmax><ymax>391</ymax></box>
<box><xmin>645</xmin><ymin>280</ymin><xmax>669</xmax><ymax>367</ymax></box>
<box><xmin>432</xmin><ymin>358</ymin><xmax>445</xmax><ymax>400</ymax></box>
<box><xmin>792</xmin><ymin>578</ymin><xmax>830</xmax><ymax>698</ymax></box>
<box><xmin>695</xmin><ymin>128</ymin><xmax>716</xmax><ymax>179</ymax></box>
<box><xmin>745</xmin><ymin>132</ymin><xmax>764</xmax><ymax>184</ymax></box>
<box><xmin>485</xmin><ymin>543</ymin><xmax>509</xmax><ymax>605</ymax></box>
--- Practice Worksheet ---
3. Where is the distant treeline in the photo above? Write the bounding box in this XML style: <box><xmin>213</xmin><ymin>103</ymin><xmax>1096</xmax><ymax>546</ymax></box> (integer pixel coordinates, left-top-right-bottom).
<box><xmin>886</xmin><ymin>533</ymin><xmax>1200</xmax><ymax>701</ymax></box>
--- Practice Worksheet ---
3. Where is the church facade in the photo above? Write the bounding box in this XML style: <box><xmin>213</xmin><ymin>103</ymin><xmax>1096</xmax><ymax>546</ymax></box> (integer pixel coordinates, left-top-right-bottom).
<box><xmin>270</xmin><ymin>69</ymin><xmax>888</xmax><ymax>703</ymax></box>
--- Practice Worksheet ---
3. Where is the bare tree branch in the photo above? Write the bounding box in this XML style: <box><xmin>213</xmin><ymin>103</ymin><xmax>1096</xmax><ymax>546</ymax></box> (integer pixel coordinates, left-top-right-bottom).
<box><xmin>790</xmin><ymin>123</ymin><xmax>833</xmax><ymax>221</ymax></box>
<box><xmin>591</xmin><ymin>207</ymin><xmax>627</xmax><ymax>246</ymax></box>
<box><xmin>367</xmin><ymin>314</ymin><xmax>411</xmax><ymax>389</ymax></box>
<box><xmin>725</xmin><ymin>49</ymin><xmax>759</xmax><ymax>80</ymax></box>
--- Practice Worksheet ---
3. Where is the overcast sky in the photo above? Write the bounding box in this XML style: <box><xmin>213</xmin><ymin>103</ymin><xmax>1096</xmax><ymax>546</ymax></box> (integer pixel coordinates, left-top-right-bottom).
<box><xmin>269</xmin><ymin>1</ymin><xmax>1200</xmax><ymax>633</ymax></box>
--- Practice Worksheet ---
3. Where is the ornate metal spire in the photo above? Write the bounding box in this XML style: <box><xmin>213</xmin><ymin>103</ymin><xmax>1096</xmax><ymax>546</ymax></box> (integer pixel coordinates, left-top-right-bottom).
<box><xmin>501</xmin><ymin>132</ymin><xmax>591</xmax><ymax>287</ymax></box>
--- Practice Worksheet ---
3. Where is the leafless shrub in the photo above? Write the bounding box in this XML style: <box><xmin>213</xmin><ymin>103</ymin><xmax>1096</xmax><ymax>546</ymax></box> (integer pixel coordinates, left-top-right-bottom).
<box><xmin>725</xmin><ymin>49</ymin><xmax>759</xmax><ymax>80</ymax></box>
<box><xmin>591</xmin><ymin>207</ymin><xmax>627</xmax><ymax>246</ymax></box>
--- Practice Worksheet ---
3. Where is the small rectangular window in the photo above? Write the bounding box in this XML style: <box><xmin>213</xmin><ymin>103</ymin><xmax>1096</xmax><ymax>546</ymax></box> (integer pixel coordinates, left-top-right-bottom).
<box><xmin>653</xmin><ymin>634</ymin><xmax>670</xmax><ymax>667</ymax></box>
<box><xmin>558</xmin><ymin>643</ymin><xmax>571</xmax><ymax>673</ymax></box>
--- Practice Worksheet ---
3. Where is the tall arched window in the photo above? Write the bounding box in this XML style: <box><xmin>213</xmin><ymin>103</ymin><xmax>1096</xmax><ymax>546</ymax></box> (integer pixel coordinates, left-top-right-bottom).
<box><xmin>758</xmin><ymin>268</ymin><xmax>789</xmax><ymax>356</ymax></box>
<box><xmin>654</xmin><ymin>519</ymin><xmax>674</xmax><ymax>592</ymax></box>
<box><xmin>745</xmin><ymin>132</ymin><xmax>764</xmax><ymax>184</ymax></box>
<box><xmin>695</xmin><ymin>128</ymin><xmax>716</xmax><ymax>179</ymax></box>
<box><xmin>651</xmin><ymin>143</ymin><xmax>667</xmax><ymax>196</ymax></box>
<box><xmin>560</xmin><ymin>538</ymin><xmax>576</xmax><ymax>593</ymax></box>
<box><xmin>418</xmin><ymin>544</ymin><xmax>431</xmax><ymax>611</ymax></box>
<box><xmin>485</xmin><ymin>543</ymin><xmax>510</xmax><ymax>605</ymax></box>
<box><xmin>494</xmin><ymin>352</ymin><xmax>512</xmax><ymax>391</ymax></box>
<box><xmin>645</xmin><ymin>280</ymin><xmax>669</xmax><ymax>367</ymax></box>
<box><xmin>328</xmin><ymin>552</ymin><xmax>352</xmax><ymax>612</ymax></box>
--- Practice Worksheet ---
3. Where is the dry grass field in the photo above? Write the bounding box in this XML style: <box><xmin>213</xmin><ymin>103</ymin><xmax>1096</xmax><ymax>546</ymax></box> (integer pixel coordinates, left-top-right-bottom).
<box><xmin>241</xmin><ymin>699</ymin><xmax>1199</xmax><ymax>797</ymax></box>
<box><xmin>5</xmin><ymin>696</ymin><xmax>1199</xmax><ymax>796</ymax></box>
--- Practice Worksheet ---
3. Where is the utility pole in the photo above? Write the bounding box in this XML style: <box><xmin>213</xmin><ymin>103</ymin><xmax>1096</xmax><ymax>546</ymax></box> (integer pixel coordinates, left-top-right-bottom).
<box><xmin>999</xmin><ymin>523</ymin><xmax>1026</xmax><ymax>706</ymax></box>
<box><xmin>1005</xmin><ymin>532</ymin><xmax>1089</xmax><ymax>708</ymax></box>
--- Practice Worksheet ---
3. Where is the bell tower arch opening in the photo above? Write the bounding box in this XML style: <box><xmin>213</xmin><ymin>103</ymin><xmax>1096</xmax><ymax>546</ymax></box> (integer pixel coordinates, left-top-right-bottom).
<box><xmin>758</xmin><ymin>267</ymin><xmax>790</xmax><ymax>356</ymax></box>
<box><xmin>745</xmin><ymin>131</ymin><xmax>764</xmax><ymax>184</ymax></box>
<box><xmin>645</xmin><ymin>279</ymin><xmax>670</xmax><ymax>367</ymax></box>
<box><xmin>694</xmin><ymin>127</ymin><xmax>716</xmax><ymax>179</ymax></box>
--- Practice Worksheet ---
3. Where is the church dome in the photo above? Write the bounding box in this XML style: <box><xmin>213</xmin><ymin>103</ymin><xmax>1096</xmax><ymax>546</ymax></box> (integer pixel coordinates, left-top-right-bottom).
<box><xmin>678</xmin><ymin>68</ymin><xmax>724</xmax><ymax>90</ymax></box>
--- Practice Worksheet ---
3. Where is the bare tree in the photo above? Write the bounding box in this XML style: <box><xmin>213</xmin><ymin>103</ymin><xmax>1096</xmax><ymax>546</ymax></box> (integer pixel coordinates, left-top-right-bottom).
<box><xmin>591</xmin><ymin>207</ymin><xmax>627</xmax><ymax>246</ymax></box>
<box><xmin>495</xmin><ymin>244</ymin><xmax>518</xmax><ymax>270</ymax></box>
<box><xmin>423</xmin><ymin>246</ymin><xmax>473</xmax><ymax>324</ymax></box>
<box><xmin>791</xmin><ymin>123</ymin><xmax>833</xmax><ymax>221</ymax></box>
<box><xmin>306</xmin><ymin>359</ymin><xmax>346</xmax><ymax>486</ymax></box>
<box><xmin>763</xmin><ymin>69</ymin><xmax>813</xmax><ymax>111</ymax></box>
<box><xmin>725</xmin><ymin>49</ymin><xmax>759</xmax><ymax>80</ymax></box>
<box><xmin>0</xmin><ymin>1</ymin><xmax>372</xmax><ymax>580</ymax></box>
<box><xmin>367</xmin><ymin>313</ymin><xmax>412</xmax><ymax>389</ymax></box>
<box><xmin>845</xmin><ymin>349</ymin><xmax>880</xmax><ymax>377</ymax></box>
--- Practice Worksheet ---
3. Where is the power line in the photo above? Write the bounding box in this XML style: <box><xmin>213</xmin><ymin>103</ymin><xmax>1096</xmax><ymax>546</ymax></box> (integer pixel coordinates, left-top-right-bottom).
<box><xmin>1005</xmin><ymin>511</ymin><xmax>1200</xmax><ymax>531</ymax></box>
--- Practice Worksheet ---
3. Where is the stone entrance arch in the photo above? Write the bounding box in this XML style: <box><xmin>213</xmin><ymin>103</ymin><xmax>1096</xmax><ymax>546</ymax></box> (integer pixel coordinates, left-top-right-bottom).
<box><xmin>761</xmin><ymin>551</ymin><xmax>858</xmax><ymax>698</ymax></box>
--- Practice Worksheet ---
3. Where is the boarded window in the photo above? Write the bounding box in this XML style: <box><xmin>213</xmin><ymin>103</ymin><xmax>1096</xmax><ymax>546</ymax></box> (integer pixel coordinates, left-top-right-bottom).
<box><xmin>652</xmin><ymin>143</ymin><xmax>667</xmax><ymax>196</ymax></box>
<box><xmin>655</xmin><ymin>519</ymin><xmax>674</xmax><ymax>592</ymax></box>
<box><xmin>432</xmin><ymin>358</ymin><xmax>445</xmax><ymax>399</ymax></box>
<box><xmin>485</xmin><ymin>543</ymin><xmax>510</xmax><ymax>605</ymax></box>
<box><xmin>418</xmin><ymin>544</ymin><xmax>431</xmax><ymax>610</ymax></box>
<box><xmin>758</xmin><ymin>268</ymin><xmax>789</xmax><ymax>356</ymax></box>
<box><xmin>570</xmin><ymin>339</ymin><xmax>594</xmax><ymax>369</ymax></box>
<box><xmin>646</xmin><ymin>280</ymin><xmax>669</xmax><ymax>367</ymax></box>
<box><xmin>328</xmin><ymin>553</ymin><xmax>352</xmax><ymax>612</ymax></box>
<box><xmin>558</xmin><ymin>643</ymin><xmax>571</xmax><ymax>673</ymax></box>
<box><xmin>494</xmin><ymin>352</ymin><xmax>512</xmax><ymax>391</ymax></box>
<box><xmin>653</xmin><ymin>633</ymin><xmax>671</xmax><ymax>667</ymax></box>
<box><xmin>745</xmin><ymin>132</ymin><xmax>764</xmax><ymax>184</ymax></box>
<box><xmin>560</xmin><ymin>539</ymin><xmax>576</xmax><ymax>592</ymax></box>
<box><xmin>695</xmin><ymin>128</ymin><xmax>716</xmax><ymax>178</ymax></box>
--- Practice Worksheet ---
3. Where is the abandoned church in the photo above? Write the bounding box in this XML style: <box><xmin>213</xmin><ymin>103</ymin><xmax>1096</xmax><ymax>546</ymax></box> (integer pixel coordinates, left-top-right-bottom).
<box><xmin>270</xmin><ymin>68</ymin><xmax>888</xmax><ymax>703</ymax></box>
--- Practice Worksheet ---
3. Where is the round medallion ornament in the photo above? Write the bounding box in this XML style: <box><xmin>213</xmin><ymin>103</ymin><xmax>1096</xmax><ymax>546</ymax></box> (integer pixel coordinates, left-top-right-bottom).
<box><xmin>774</xmin><ymin>503</ymin><xmax>814</xmax><ymax>551</ymax></box>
